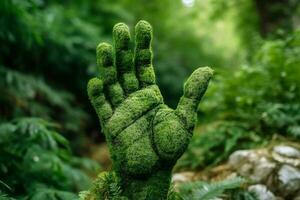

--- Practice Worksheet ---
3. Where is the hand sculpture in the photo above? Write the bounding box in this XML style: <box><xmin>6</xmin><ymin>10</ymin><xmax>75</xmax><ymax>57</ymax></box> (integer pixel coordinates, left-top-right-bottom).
<box><xmin>87</xmin><ymin>20</ymin><xmax>213</xmax><ymax>200</ymax></box>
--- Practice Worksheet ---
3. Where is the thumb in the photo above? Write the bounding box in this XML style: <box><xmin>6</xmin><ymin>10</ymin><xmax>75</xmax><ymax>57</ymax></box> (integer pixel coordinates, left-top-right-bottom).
<box><xmin>175</xmin><ymin>67</ymin><xmax>213</xmax><ymax>131</ymax></box>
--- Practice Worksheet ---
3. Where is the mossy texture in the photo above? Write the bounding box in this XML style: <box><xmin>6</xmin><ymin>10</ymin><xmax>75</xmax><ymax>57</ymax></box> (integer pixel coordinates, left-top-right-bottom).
<box><xmin>87</xmin><ymin>20</ymin><xmax>213</xmax><ymax>199</ymax></box>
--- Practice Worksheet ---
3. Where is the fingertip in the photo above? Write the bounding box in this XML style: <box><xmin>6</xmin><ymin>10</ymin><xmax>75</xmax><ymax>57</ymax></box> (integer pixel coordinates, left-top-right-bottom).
<box><xmin>202</xmin><ymin>66</ymin><xmax>214</xmax><ymax>76</ymax></box>
<box><xmin>113</xmin><ymin>22</ymin><xmax>129</xmax><ymax>32</ymax></box>
<box><xmin>87</xmin><ymin>78</ymin><xmax>103</xmax><ymax>98</ymax></box>
<box><xmin>190</xmin><ymin>66</ymin><xmax>214</xmax><ymax>83</ymax></box>
<box><xmin>135</xmin><ymin>20</ymin><xmax>152</xmax><ymax>49</ymax></box>
<box><xmin>88</xmin><ymin>78</ymin><xmax>113</xmax><ymax>121</ymax></box>
<box><xmin>96</xmin><ymin>43</ymin><xmax>113</xmax><ymax>67</ymax></box>
<box><xmin>113</xmin><ymin>22</ymin><xmax>131</xmax><ymax>49</ymax></box>
<box><xmin>184</xmin><ymin>66</ymin><xmax>213</xmax><ymax>100</ymax></box>
<box><xmin>136</xmin><ymin>20</ymin><xmax>152</xmax><ymax>29</ymax></box>
<box><xmin>97</xmin><ymin>43</ymin><xmax>112</xmax><ymax>54</ymax></box>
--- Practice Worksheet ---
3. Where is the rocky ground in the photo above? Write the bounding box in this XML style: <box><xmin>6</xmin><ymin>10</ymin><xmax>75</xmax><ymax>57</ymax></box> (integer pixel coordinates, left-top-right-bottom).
<box><xmin>173</xmin><ymin>142</ymin><xmax>300</xmax><ymax>200</ymax></box>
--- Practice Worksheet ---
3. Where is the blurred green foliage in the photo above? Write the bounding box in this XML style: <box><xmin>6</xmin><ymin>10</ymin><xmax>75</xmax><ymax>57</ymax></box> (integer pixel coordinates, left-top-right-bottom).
<box><xmin>0</xmin><ymin>66</ymin><xmax>88</xmax><ymax>133</ymax></box>
<box><xmin>0</xmin><ymin>0</ymin><xmax>299</xmax><ymax>198</ymax></box>
<box><xmin>178</xmin><ymin>28</ymin><xmax>300</xmax><ymax>170</ymax></box>
<box><xmin>0</xmin><ymin>117</ymin><xmax>99</xmax><ymax>199</ymax></box>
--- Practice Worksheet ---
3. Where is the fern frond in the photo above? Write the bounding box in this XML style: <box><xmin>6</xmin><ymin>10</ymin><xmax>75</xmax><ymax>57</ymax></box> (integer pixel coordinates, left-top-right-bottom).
<box><xmin>26</xmin><ymin>188</ymin><xmax>78</xmax><ymax>200</ymax></box>
<box><xmin>0</xmin><ymin>117</ymin><xmax>98</xmax><ymax>198</ymax></box>
<box><xmin>179</xmin><ymin>177</ymin><xmax>246</xmax><ymax>200</ymax></box>
<box><xmin>0</xmin><ymin>66</ymin><xmax>88</xmax><ymax>133</ymax></box>
<box><xmin>228</xmin><ymin>189</ymin><xmax>259</xmax><ymax>200</ymax></box>
<box><xmin>79</xmin><ymin>171</ymin><xmax>126</xmax><ymax>200</ymax></box>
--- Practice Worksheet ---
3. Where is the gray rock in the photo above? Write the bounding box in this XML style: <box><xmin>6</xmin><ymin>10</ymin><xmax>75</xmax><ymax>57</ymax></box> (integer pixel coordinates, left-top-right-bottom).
<box><xmin>248</xmin><ymin>184</ymin><xmax>276</xmax><ymax>200</ymax></box>
<box><xmin>250</xmin><ymin>157</ymin><xmax>276</xmax><ymax>182</ymax></box>
<box><xmin>273</xmin><ymin>145</ymin><xmax>300</xmax><ymax>158</ymax></box>
<box><xmin>278</xmin><ymin>164</ymin><xmax>300</xmax><ymax>194</ymax></box>
<box><xmin>272</xmin><ymin>145</ymin><xmax>300</xmax><ymax>167</ymax></box>
<box><xmin>229</xmin><ymin>150</ymin><xmax>276</xmax><ymax>182</ymax></box>
<box><xmin>172</xmin><ymin>172</ymin><xmax>194</xmax><ymax>184</ymax></box>
<box><xmin>229</xmin><ymin>147</ymin><xmax>300</xmax><ymax>198</ymax></box>
<box><xmin>229</xmin><ymin>150</ymin><xmax>252</xmax><ymax>166</ymax></box>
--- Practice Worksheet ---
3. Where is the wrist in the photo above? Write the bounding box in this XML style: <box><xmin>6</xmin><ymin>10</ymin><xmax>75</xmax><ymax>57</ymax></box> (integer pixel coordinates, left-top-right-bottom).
<box><xmin>118</xmin><ymin>169</ymin><xmax>172</xmax><ymax>200</ymax></box>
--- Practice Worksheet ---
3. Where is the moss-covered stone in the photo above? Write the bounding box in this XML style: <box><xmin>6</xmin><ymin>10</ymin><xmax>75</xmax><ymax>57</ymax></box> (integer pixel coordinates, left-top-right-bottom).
<box><xmin>87</xmin><ymin>20</ymin><xmax>213</xmax><ymax>199</ymax></box>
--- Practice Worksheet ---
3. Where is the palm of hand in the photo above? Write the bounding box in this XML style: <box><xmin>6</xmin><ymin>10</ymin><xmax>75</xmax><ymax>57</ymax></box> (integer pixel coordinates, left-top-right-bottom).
<box><xmin>88</xmin><ymin>20</ymin><xmax>212</xmax><ymax>199</ymax></box>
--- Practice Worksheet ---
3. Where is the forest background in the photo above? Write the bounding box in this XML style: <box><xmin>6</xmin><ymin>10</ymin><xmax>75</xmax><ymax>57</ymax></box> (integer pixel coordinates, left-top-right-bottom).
<box><xmin>0</xmin><ymin>0</ymin><xmax>299</xmax><ymax>199</ymax></box>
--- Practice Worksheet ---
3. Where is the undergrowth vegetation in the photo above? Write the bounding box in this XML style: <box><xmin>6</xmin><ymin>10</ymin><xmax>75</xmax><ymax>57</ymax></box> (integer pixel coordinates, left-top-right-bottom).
<box><xmin>178</xmin><ymin>177</ymin><xmax>258</xmax><ymax>200</ymax></box>
<box><xmin>178</xmin><ymin>30</ymin><xmax>300</xmax><ymax>169</ymax></box>
<box><xmin>0</xmin><ymin>66</ymin><xmax>88</xmax><ymax>133</ymax></box>
<box><xmin>0</xmin><ymin>118</ymin><xmax>99</xmax><ymax>199</ymax></box>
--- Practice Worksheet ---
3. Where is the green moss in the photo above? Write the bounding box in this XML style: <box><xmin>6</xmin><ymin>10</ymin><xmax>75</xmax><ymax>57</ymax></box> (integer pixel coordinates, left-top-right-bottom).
<box><xmin>121</xmin><ymin>170</ymin><xmax>172</xmax><ymax>200</ymax></box>
<box><xmin>87</xmin><ymin>78</ymin><xmax>103</xmax><ymax>98</ymax></box>
<box><xmin>175</xmin><ymin>97</ymin><xmax>198</xmax><ymax>130</ymax></box>
<box><xmin>125</xmin><ymin>136</ymin><xmax>159</xmax><ymax>175</ymax></box>
<box><xmin>137</xmin><ymin>65</ymin><xmax>156</xmax><ymax>87</ymax></box>
<box><xmin>134</xmin><ymin>21</ymin><xmax>155</xmax><ymax>87</ymax></box>
<box><xmin>87</xmin><ymin>20</ymin><xmax>212</xmax><ymax>199</ymax></box>
<box><xmin>115</xmin><ymin>50</ymin><xmax>133</xmax><ymax>73</ymax></box>
<box><xmin>107</xmin><ymin>83</ymin><xmax>124</xmax><ymax>106</ymax></box>
<box><xmin>122</xmin><ymin>72</ymin><xmax>139</xmax><ymax>94</ymax></box>
<box><xmin>176</xmin><ymin>67</ymin><xmax>213</xmax><ymax>130</ymax></box>
<box><xmin>97</xmin><ymin>43</ymin><xmax>114</xmax><ymax>67</ymax></box>
<box><xmin>87</xmin><ymin>78</ymin><xmax>113</xmax><ymax>123</ymax></box>
<box><xmin>99</xmin><ymin>66</ymin><xmax>117</xmax><ymax>84</ymax></box>
<box><xmin>113</xmin><ymin>23</ymin><xmax>131</xmax><ymax>50</ymax></box>
<box><xmin>182</xmin><ymin>66</ymin><xmax>213</xmax><ymax>100</ymax></box>
<box><xmin>153</xmin><ymin>107</ymin><xmax>191</xmax><ymax>161</ymax></box>
<box><xmin>135</xmin><ymin>20</ymin><xmax>152</xmax><ymax>49</ymax></box>
<box><xmin>112</xmin><ymin>22</ymin><xmax>139</xmax><ymax>94</ymax></box>
<box><xmin>106</xmin><ymin>85</ymin><xmax>163</xmax><ymax>137</ymax></box>
<box><xmin>79</xmin><ymin>171</ymin><xmax>127</xmax><ymax>200</ymax></box>
<box><xmin>134</xmin><ymin>49</ymin><xmax>152</xmax><ymax>66</ymax></box>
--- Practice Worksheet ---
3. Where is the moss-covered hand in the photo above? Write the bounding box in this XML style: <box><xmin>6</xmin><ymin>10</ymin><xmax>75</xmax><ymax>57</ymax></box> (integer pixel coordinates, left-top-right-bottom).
<box><xmin>87</xmin><ymin>20</ymin><xmax>213</xmax><ymax>199</ymax></box>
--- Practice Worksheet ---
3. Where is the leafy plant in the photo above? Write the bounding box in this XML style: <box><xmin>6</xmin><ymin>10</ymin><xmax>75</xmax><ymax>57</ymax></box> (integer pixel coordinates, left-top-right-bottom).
<box><xmin>177</xmin><ymin>30</ymin><xmax>300</xmax><ymax>170</ymax></box>
<box><xmin>177</xmin><ymin>122</ymin><xmax>265</xmax><ymax>169</ymax></box>
<box><xmin>79</xmin><ymin>172</ymin><xmax>125</xmax><ymax>200</ymax></box>
<box><xmin>0</xmin><ymin>191</ymin><xmax>15</xmax><ymax>200</ymax></box>
<box><xmin>203</xmin><ymin>29</ymin><xmax>300</xmax><ymax>138</ymax></box>
<box><xmin>167</xmin><ymin>185</ymin><xmax>184</xmax><ymax>200</ymax></box>
<box><xmin>178</xmin><ymin>177</ymin><xmax>257</xmax><ymax>200</ymax></box>
<box><xmin>0</xmin><ymin>117</ymin><xmax>100</xmax><ymax>199</ymax></box>
<box><xmin>0</xmin><ymin>66</ymin><xmax>88</xmax><ymax>133</ymax></box>
<box><xmin>24</xmin><ymin>188</ymin><xmax>78</xmax><ymax>200</ymax></box>
<box><xmin>227</xmin><ymin>189</ymin><xmax>259</xmax><ymax>200</ymax></box>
